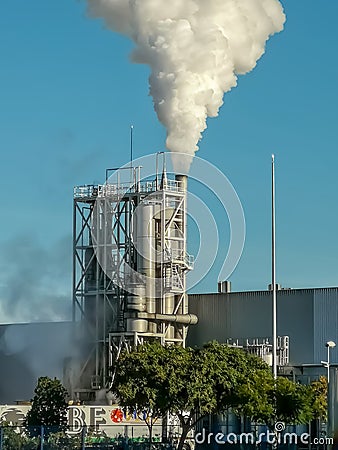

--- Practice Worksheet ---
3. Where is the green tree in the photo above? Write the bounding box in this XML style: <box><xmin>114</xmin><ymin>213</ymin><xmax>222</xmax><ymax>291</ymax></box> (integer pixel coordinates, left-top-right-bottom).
<box><xmin>114</xmin><ymin>341</ymin><xmax>275</xmax><ymax>450</ymax></box>
<box><xmin>237</xmin><ymin>371</ymin><xmax>318</xmax><ymax>429</ymax></box>
<box><xmin>164</xmin><ymin>341</ymin><xmax>273</xmax><ymax>450</ymax></box>
<box><xmin>113</xmin><ymin>341</ymin><xmax>324</xmax><ymax>450</ymax></box>
<box><xmin>0</xmin><ymin>422</ymin><xmax>38</xmax><ymax>450</ymax></box>
<box><xmin>44</xmin><ymin>431</ymin><xmax>82</xmax><ymax>450</ymax></box>
<box><xmin>274</xmin><ymin>377</ymin><xmax>314</xmax><ymax>425</ymax></box>
<box><xmin>309</xmin><ymin>376</ymin><xmax>328</xmax><ymax>421</ymax></box>
<box><xmin>25</xmin><ymin>376</ymin><xmax>68</xmax><ymax>438</ymax></box>
<box><xmin>114</xmin><ymin>341</ymin><xmax>170</xmax><ymax>448</ymax></box>
<box><xmin>231</xmin><ymin>360</ymin><xmax>275</xmax><ymax>423</ymax></box>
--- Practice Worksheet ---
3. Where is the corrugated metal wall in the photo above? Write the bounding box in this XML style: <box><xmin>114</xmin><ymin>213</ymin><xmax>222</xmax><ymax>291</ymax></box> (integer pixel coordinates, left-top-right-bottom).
<box><xmin>188</xmin><ymin>288</ymin><xmax>327</xmax><ymax>364</ymax></box>
<box><xmin>313</xmin><ymin>288</ymin><xmax>338</xmax><ymax>363</ymax></box>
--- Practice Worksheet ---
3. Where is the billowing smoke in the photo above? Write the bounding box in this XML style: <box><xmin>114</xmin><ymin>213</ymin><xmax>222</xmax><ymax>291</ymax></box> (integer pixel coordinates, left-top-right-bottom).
<box><xmin>0</xmin><ymin>235</ymin><xmax>72</xmax><ymax>323</ymax></box>
<box><xmin>86</xmin><ymin>0</ymin><xmax>285</xmax><ymax>172</ymax></box>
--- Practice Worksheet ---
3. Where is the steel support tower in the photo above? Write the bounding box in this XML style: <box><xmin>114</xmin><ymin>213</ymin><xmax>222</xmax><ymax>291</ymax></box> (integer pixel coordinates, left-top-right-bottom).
<box><xmin>72</xmin><ymin>159</ymin><xmax>196</xmax><ymax>400</ymax></box>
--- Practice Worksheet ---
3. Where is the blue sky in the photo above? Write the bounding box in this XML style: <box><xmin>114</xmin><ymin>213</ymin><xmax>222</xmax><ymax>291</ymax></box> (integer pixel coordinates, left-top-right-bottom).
<box><xmin>0</xmin><ymin>0</ymin><xmax>338</xmax><ymax>321</ymax></box>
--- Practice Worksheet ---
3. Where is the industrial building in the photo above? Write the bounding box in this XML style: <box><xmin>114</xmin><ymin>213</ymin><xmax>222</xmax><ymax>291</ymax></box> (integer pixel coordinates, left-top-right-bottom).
<box><xmin>0</xmin><ymin>158</ymin><xmax>337</xmax><ymax>439</ymax></box>
<box><xmin>188</xmin><ymin>285</ymin><xmax>338</xmax><ymax>368</ymax></box>
<box><xmin>0</xmin><ymin>285</ymin><xmax>336</xmax><ymax>404</ymax></box>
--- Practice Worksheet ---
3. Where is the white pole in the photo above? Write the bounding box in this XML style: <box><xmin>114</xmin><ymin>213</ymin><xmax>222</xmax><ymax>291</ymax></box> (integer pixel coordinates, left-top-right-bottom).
<box><xmin>272</xmin><ymin>154</ymin><xmax>277</xmax><ymax>379</ymax></box>
<box><xmin>327</xmin><ymin>345</ymin><xmax>330</xmax><ymax>384</ymax></box>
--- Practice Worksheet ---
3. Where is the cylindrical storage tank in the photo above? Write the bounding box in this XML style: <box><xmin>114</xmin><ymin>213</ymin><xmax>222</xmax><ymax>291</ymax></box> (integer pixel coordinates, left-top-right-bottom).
<box><xmin>136</xmin><ymin>203</ymin><xmax>156</xmax><ymax>313</ymax></box>
<box><xmin>127</xmin><ymin>296</ymin><xmax>146</xmax><ymax>312</ymax></box>
<box><xmin>126</xmin><ymin>318</ymin><xmax>148</xmax><ymax>333</ymax></box>
<box><xmin>127</xmin><ymin>284</ymin><xmax>146</xmax><ymax>312</ymax></box>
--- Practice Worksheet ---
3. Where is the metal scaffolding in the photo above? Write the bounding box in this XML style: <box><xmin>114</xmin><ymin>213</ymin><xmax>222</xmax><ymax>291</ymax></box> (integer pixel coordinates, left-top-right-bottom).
<box><xmin>72</xmin><ymin>160</ymin><xmax>195</xmax><ymax>400</ymax></box>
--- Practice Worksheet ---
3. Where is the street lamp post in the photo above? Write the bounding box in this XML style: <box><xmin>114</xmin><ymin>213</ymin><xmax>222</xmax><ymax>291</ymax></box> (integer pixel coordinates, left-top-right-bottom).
<box><xmin>321</xmin><ymin>341</ymin><xmax>336</xmax><ymax>438</ymax></box>
<box><xmin>321</xmin><ymin>341</ymin><xmax>336</xmax><ymax>384</ymax></box>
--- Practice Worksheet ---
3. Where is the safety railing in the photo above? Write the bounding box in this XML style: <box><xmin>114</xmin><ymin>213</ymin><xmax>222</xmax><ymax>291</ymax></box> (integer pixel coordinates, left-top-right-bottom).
<box><xmin>0</xmin><ymin>425</ymin><xmax>175</xmax><ymax>450</ymax></box>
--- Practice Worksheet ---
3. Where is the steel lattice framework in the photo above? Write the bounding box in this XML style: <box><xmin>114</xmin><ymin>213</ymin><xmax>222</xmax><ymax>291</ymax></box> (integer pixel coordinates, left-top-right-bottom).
<box><xmin>72</xmin><ymin>164</ymin><xmax>195</xmax><ymax>400</ymax></box>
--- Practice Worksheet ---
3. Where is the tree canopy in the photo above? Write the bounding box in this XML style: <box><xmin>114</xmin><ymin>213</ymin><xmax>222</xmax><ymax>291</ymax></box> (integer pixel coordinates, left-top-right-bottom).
<box><xmin>25</xmin><ymin>376</ymin><xmax>68</xmax><ymax>437</ymax></box>
<box><xmin>113</xmin><ymin>340</ymin><xmax>323</xmax><ymax>450</ymax></box>
<box><xmin>309</xmin><ymin>376</ymin><xmax>327</xmax><ymax>421</ymax></box>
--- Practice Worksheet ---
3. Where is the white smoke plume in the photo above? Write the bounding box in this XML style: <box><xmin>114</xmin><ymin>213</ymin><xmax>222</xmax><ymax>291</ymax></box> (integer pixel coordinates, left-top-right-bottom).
<box><xmin>87</xmin><ymin>0</ymin><xmax>286</xmax><ymax>172</ymax></box>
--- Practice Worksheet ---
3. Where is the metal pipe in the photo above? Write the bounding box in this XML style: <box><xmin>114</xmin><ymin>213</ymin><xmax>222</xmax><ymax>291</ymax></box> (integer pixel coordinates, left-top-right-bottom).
<box><xmin>328</xmin><ymin>345</ymin><xmax>330</xmax><ymax>383</ymax></box>
<box><xmin>156</xmin><ymin>152</ymin><xmax>164</xmax><ymax>190</ymax></box>
<box><xmin>138</xmin><ymin>313</ymin><xmax>198</xmax><ymax>325</ymax></box>
<box><xmin>130</xmin><ymin>125</ymin><xmax>134</xmax><ymax>166</ymax></box>
<box><xmin>175</xmin><ymin>174</ymin><xmax>188</xmax><ymax>193</ymax></box>
<box><xmin>164</xmin><ymin>294</ymin><xmax>175</xmax><ymax>339</ymax></box>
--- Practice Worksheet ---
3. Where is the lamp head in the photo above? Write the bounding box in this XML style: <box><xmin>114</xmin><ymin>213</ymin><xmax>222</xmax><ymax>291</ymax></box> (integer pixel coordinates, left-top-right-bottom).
<box><xmin>326</xmin><ymin>341</ymin><xmax>336</xmax><ymax>348</ymax></box>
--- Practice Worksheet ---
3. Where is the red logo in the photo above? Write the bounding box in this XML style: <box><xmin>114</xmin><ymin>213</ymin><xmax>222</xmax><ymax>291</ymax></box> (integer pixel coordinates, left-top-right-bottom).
<box><xmin>110</xmin><ymin>408</ymin><xmax>123</xmax><ymax>423</ymax></box>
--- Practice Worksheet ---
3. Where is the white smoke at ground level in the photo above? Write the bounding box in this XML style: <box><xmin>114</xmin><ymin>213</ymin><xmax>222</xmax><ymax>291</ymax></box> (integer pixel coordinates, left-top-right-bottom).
<box><xmin>87</xmin><ymin>0</ymin><xmax>286</xmax><ymax>172</ymax></box>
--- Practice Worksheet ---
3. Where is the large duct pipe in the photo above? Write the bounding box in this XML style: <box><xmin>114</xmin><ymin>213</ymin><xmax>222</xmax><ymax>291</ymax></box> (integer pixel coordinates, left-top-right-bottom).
<box><xmin>138</xmin><ymin>312</ymin><xmax>198</xmax><ymax>325</ymax></box>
